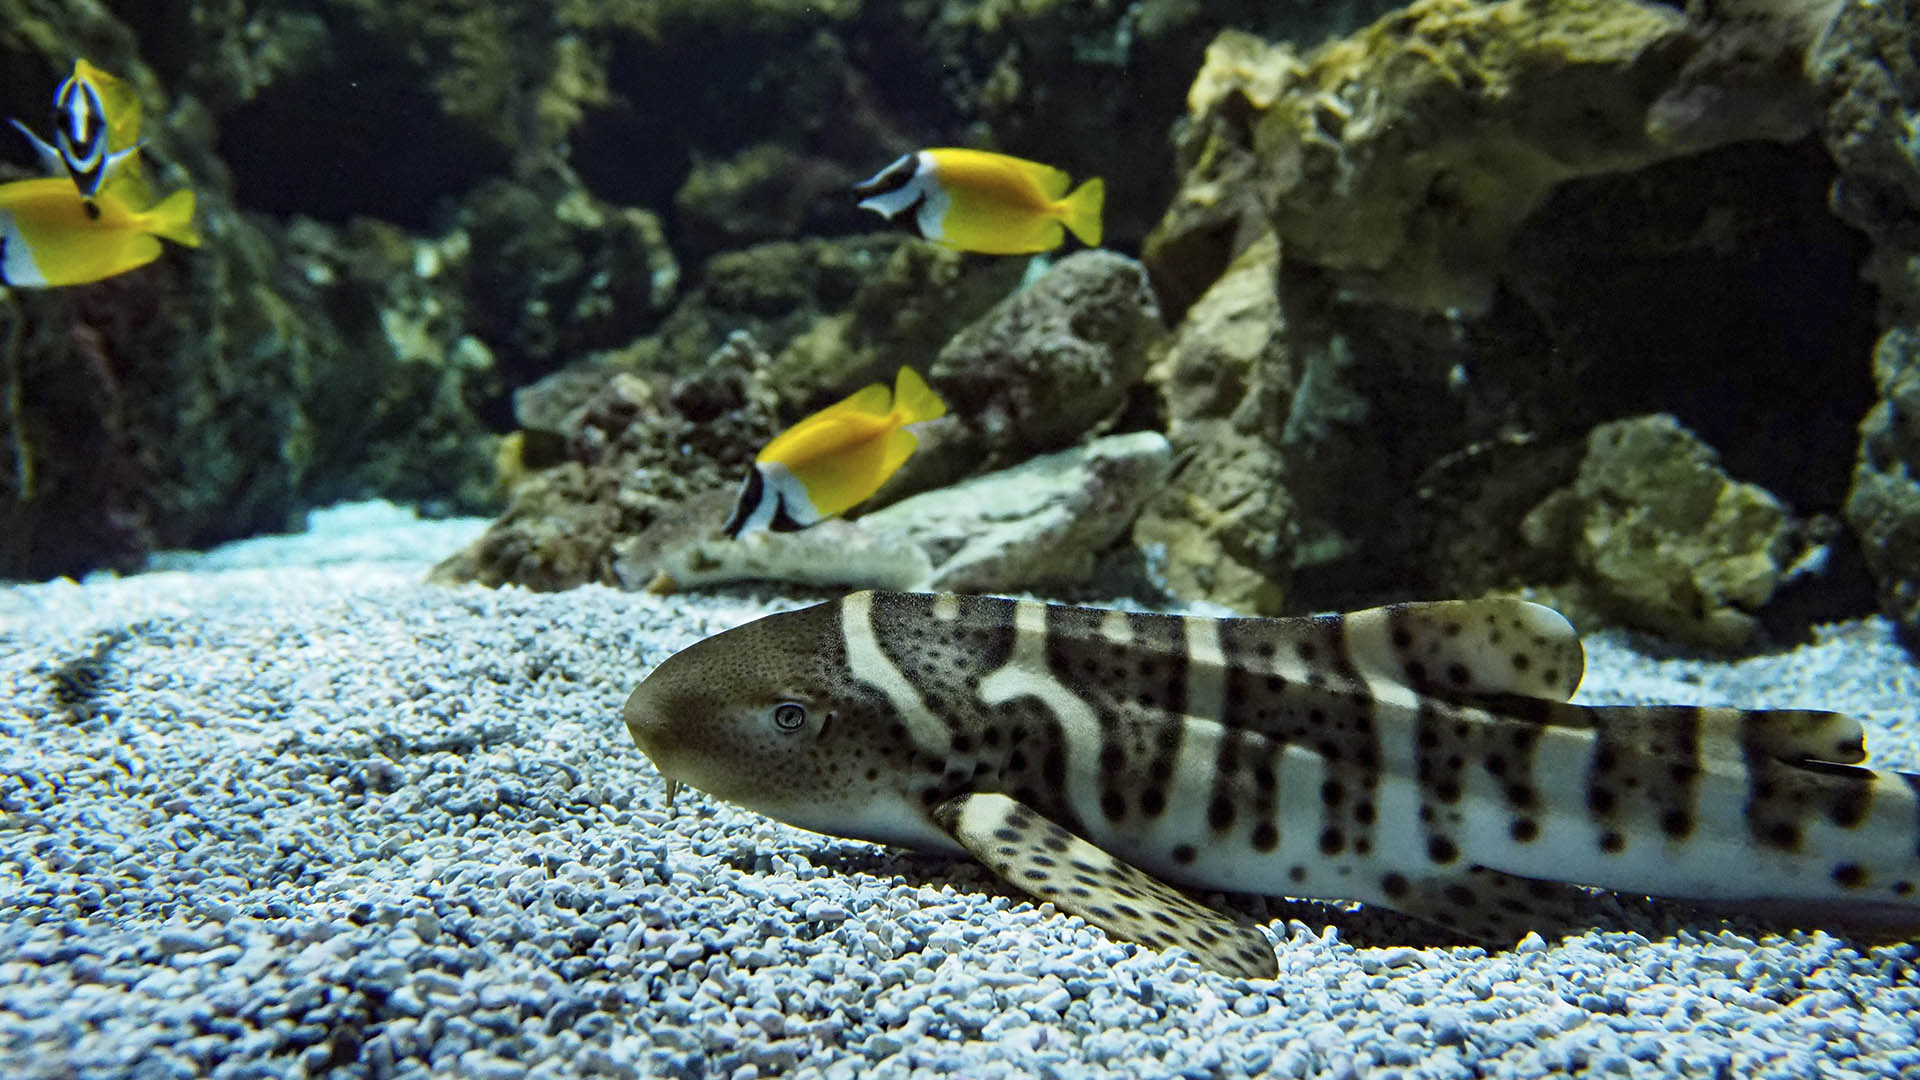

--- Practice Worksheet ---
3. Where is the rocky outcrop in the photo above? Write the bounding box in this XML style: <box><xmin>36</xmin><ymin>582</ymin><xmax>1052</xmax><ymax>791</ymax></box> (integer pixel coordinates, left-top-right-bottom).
<box><xmin>430</xmin><ymin>341</ymin><xmax>779</xmax><ymax>591</ymax></box>
<box><xmin>1148</xmin><ymin>0</ymin><xmax>1843</xmax><ymax>317</ymax></box>
<box><xmin>1132</xmin><ymin>0</ymin><xmax>1873</xmax><ymax>636</ymax></box>
<box><xmin>617</xmin><ymin>433</ymin><xmax>1171</xmax><ymax>595</ymax></box>
<box><xmin>1814</xmin><ymin>0</ymin><xmax>1920</xmax><ymax>647</ymax></box>
<box><xmin>883</xmin><ymin>252</ymin><xmax>1167</xmax><ymax>501</ymax></box>
<box><xmin>1521</xmin><ymin>415</ymin><xmax>1823</xmax><ymax>651</ymax></box>
<box><xmin>865</xmin><ymin>432</ymin><xmax>1173</xmax><ymax>593</ymax></box>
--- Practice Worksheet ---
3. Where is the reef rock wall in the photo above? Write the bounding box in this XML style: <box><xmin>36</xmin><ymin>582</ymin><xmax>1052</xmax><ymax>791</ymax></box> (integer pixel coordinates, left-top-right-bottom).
<box><xmin>0</xmin><ymin>0</ymin><xmax>1401</xmax><ymax>580</ymax></box>
<box><xmin>1133</xmin><ymin>0</ymin><xmax>1876</xmax><ymax>648</ymax></box>
<box><xmin>1</xmin><ymin>0</ymin><xmax>1902</xmax><ymax>656</ymax></box>
<box><xmin>1814</xmin><ymin>0</ymin><xmax>1920</xmax><ymax>647</ymax></box>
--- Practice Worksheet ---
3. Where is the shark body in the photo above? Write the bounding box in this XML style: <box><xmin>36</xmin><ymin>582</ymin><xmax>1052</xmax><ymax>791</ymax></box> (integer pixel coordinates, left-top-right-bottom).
<box><xmin>623</xmin><ymin>590</ymin><xmax>1920</xmax><ymax>978</ymax></box>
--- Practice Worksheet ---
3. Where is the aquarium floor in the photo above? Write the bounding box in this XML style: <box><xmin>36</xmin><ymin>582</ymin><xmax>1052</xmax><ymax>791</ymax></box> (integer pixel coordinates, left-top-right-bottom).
<box><xmin>1</xmin><ymin>504</ymin><xmax>1916</xmax><ymax>1079</ymax></box>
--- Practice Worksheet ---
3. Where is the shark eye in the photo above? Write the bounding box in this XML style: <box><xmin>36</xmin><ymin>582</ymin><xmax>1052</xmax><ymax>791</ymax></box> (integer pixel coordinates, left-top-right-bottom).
<box><xmin>771</xmin><ymin>702</ymin><xmax>808</xmax><ymax>732</ymax></box>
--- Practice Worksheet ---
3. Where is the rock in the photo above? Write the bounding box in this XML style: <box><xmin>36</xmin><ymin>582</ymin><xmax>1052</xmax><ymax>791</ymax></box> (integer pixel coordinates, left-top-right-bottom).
<box><xmin>1647</xmin><ymin>0</ymin><xmax>1842</xmax><ymax>149</ymax></box>
<box><xmin>617</xmin><ymin>511</ymin><xmax>934</xmax><ymax>594</ymax></box>
<box><xmin>1520</xmin><ymin>414</ymin><xmax>1820</xmax><ymax>651</ymax></box>
<box><xmin>1814</xmin><ymin>0</ymin><xmax>1920</xmax><ymax>647</ymax></box>
<box><xmin>1846</xmin><ymin>329</ymin><xmax>1920</xmax><ymax>646</ymax></box>
<box><xmin>431</xmin><ymin>340</ymin><xmax>780</xmax><ymax>590</ymax></box>
<box><xmin>1131</xmin><ymin>233</ymin><xmax>1296</xmax><ymax>614</ymax></box>
<box><xmin>628</xmin><ymin>236</ymin><xmax>910</xmax><ymax>378</ymax></box>
<box><xmin>883</xmin><ymin>252</ymin><xmax>1165</xmax><ymax>502</ymax></box>
<box><xmin>618</xmin><ymin>433</ymin><xmax>1169</xmax><ymax>596</ymax></box>
<box><xmin>455</xmin><ymin>174</ymin><xmax>679</xmax><ymax>377</ymax></box>
<box><xmin>862</xmin><ymin>432</ymin><xmax>1173</xmax><ymax>593</ymax></box>
<box><xmin>1149</xmin><ymin>0</ymin><xmax>1844</xmax><ymax>317</ymax></box>
<box><xmin>769</xmin><ymin>242</ymin><xmax>1025</xmax><ymax>417</ymax></box>
<box><xmin>674</xmin><ymin>143</ymin><xmax>868</xmax><ymax>258</ymax></box>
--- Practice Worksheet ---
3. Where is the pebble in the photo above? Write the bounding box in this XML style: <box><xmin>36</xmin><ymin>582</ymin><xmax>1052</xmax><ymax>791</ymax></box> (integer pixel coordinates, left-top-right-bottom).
<box><xmin>1</xmin><ymin>520</ymin><xmax>1918</xmax><ymax>1079</ymax></box>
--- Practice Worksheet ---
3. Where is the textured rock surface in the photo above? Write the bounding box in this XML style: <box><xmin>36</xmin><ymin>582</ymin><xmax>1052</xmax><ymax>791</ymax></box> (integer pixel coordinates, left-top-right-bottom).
<box><xmin>1521</xmin><ymin>415</ymin><xmax>1818</xmax><ymax>651</ymax></box>
<box><xmin>1133</xmin><ymin>0</ymin><xmax>1875</xmax><ymax>633</ymax></box>
<box><xmin>1815</xmin><ymin>0</ymin><xmax>1920</xmax><ymax>647</ymax></box>
<box><xmin>1148</xmin><ymin>0</ymin><xmax>1841</xmax><ymax>317</ymax></box>
<box><xmin>865</xmin><ymin>431</ymin><xmax>1173</xmax><ymax>593</ymax></box>
<box><xmin>768</xmin><ymin>242</ymin><xmax>1025</xmax><ymax>416</ymax></box>
<box><xmin>884</xmin><ymin>252</ymin><xmax>1167</xmax><ymax>501</ymax></box>
<box><xmin>430</xmin><ymin>344</ymin><xmax>779</xmax><ymax>591</ymax></box>
<box><xmin>1132</xmin><ymin>233</ymin><xmax>1297</xmax><ymax>614</ymax></box>
<box><xmin>614</xmin><ymin>433</ymin><xmax>1171</xmax><ymax>596</ymax></box>
<box><xmin>624</xmin><ymin>515</ymin><xmax>935</xmax><ymax>594</ymax></box>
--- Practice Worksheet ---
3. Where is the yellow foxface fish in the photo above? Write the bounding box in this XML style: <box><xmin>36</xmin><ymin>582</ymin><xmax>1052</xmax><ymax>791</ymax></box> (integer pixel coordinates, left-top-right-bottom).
<box><xmin>10</xmin><ymin>59</ymin><xmax>149</xmax><ymax>205</ymax></box>
<box><xmin>722</xmin><ymin>366</ymin><xmax>947</xmax><ymax>537</ymax></box>
<box><xmin>854</xmin><ymin>148</ymin><xmax>1104</xmax><ymax>255</ymax></box>
<box><xmin>0</xmin><ymin>178</ymin><xmax>198</xmax><ymax>288</ymax></box>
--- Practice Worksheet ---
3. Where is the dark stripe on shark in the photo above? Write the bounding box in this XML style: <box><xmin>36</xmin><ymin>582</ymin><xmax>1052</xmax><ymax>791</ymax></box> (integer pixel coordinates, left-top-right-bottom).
<box><xmin>1043</xmin><ymin>604</ymin><xmax>1139</xmax><ymax>826</ymax></box>
<box><xmin>862</xmin><ymin>593</ymin><xmax>1092</xmax><ymax>832</ymax></box>
<box><xmin>1742</xmin><ymin>718</ymin><xmax>1876</xmax><ymax>852</ymax></box>
<box><xmin>1126</xmin><ymin>610</ymin><xmax>1188</xmax><ymax>823</ymax></box>
<box><xmin>1218</xmin><ymin>613</ymin><xmax>1381</xmax><ymax>858</ymax></box>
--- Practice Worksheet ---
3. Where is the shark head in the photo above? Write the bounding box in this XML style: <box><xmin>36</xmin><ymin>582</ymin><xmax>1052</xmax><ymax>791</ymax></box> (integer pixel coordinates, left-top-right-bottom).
<box><xmin>622</xmin><ymin>597</ymin><xmax>958</xmax><ymax>851</ymax></box>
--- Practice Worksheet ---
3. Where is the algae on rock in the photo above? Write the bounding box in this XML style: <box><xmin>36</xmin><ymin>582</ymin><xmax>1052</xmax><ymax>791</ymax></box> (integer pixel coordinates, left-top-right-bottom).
<box><xmin>1520</xmin><ymin>415</ymin><xmax>1821</xmax><ymax>651</ymax></box>
<box><xmin>1815</xmin><ymin>0</ymin><xmax>1920</xmax><ymax>648</ymax></box>
<box><xmin>1150</xmin><ymin>0</ymin><xmax>1842</xmax><ymax>317</ymax></box>
<box><xmin>885</xmin><ymin>251</ymin><xmax>1167</xmax><ymax>501</ymax></box>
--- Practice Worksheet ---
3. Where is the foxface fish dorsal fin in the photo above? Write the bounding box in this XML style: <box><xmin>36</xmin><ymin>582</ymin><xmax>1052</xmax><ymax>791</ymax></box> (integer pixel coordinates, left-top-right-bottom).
<box><xmin>1340</xmin><ymin>599</ymin><xmax>1586</xmax><ymax>702</ymax></box>
<box><xmin>933</xmin><ymin>792</ymin><xmax>1278</xmax><ymax>979</ymax></box>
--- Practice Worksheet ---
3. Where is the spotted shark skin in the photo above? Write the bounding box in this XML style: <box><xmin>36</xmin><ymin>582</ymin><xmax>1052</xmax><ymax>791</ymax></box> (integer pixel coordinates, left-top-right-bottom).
<box><xmin>623</xmin><ymin>590</ymin><xmax>1919</xmax><ymax>977</ymax></box>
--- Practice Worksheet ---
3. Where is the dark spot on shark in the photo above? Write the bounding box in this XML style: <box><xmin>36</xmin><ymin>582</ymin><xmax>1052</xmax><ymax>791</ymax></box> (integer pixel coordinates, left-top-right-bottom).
<box><xmin>1660</xmin><ymin>809</ymin><xmax>1693</xmax><ymax>839</ymax></box>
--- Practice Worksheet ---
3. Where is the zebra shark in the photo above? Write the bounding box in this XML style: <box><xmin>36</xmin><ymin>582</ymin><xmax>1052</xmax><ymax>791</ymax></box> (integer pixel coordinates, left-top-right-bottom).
<box><xmin>622</xmin><ymin>590</ymin><xmax>1919</xmax><ymax>978</ymax></box>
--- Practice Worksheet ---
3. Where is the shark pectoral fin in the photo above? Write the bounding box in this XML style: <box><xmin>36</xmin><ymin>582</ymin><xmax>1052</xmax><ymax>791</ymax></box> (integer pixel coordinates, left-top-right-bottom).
<box><xmin>932</xmin><ymin>792</ymin><xmax>1278</xmax><ymax>979</ymax></box>
<box><xmin>1377</xmin><ymin>865</ymin><xmax>1595</xmax><ymax>944</ymax></box>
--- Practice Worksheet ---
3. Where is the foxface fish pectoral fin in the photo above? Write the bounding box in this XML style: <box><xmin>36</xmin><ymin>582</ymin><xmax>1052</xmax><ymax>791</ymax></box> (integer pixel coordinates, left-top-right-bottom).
<box><xmin>932</xmin><ymin>791</ymin><xmax>1279</xmax><ymax>979</ymax></box>
<box><xmin>1375</xmin><ymin>865</ymin><xmax>1596</xmax><ymax>944</ymax></box>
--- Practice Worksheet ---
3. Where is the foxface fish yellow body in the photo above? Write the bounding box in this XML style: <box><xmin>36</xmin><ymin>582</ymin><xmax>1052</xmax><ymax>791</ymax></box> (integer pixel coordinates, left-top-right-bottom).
<box><xmin>0</xmin><ymin>178</ymin><xmax>198</xmax><ymax>288</ymax></box>
<box><xmin>624</xmin><ymin>591</ymin><xmax>1915</xmax><ymax>978</ymax></box>
<box><xmin>854</xmin><ymin>149</ymin><xmax>1104</xmax><ymax>255</ymax></box>
<box><xmin>722</xmin><ymin>367</ymin><xmax>946</xmax><ymax>537</ymax></box>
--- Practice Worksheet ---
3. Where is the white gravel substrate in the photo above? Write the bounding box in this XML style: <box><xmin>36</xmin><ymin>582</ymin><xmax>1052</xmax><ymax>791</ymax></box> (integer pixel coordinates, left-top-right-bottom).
<box><xmin>2</xmin><ymin>504</ymin><xmax>1918</xmax><ymax>1079</ymax></box>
